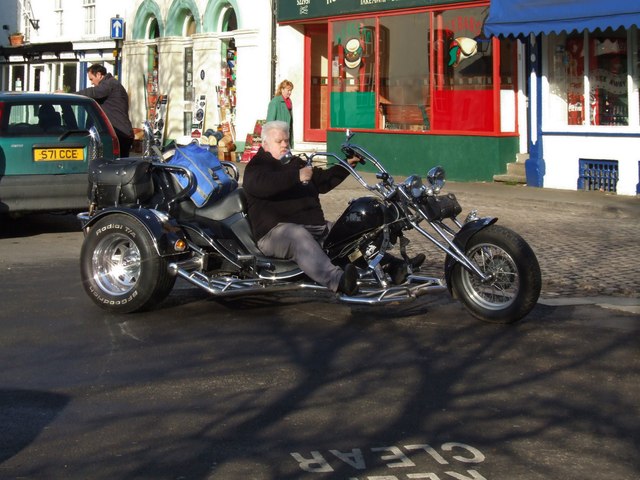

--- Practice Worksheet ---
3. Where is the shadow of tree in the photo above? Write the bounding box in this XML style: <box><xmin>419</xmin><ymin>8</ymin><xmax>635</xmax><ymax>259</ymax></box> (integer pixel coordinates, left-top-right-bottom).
<box><xmin>0</xmin><ymin>213</ymin><xmax>81</xmax><ymax>239</ymax></box>
<box><xmin>4</xmin><ymin>296</ymin><xmax>639</xmax><ymax>480</ymax></box>
<box><xmin>0</xmin><ymin>389</ymin><xmax>69</xmax><ymax>463</ymax></box>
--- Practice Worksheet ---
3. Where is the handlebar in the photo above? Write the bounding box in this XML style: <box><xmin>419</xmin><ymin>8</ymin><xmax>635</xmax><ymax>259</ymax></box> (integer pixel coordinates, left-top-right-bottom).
<box><xmin>307</xmin><ymin>134</ymin><xmax>395</xmax><ymax>199</ymax></box>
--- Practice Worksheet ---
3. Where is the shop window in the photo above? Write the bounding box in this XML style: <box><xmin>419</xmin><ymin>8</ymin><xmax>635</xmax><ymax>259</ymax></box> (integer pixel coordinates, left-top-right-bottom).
<box><xmin>184</xmin><ymin>47</ymin><xmax>193</xmax><ymax>102</ymax></box>
<box><xmin>62</xmin><ymin>63</ymin><xmax>76</xmax><ymax>93</ymax></box>
<box><xmin>331</xmin><ymin>19</ymin><xmax>377</xmax><ymax>128</ymax></box>
<box><xmin>378</xmin><ymin>13</ymin><xmax>430</xmax><ymax>131</ymax></box>
<box><xmin>218</xmin><ymin>39</ymin><xmax>237</xmax><ymax>128</ymax></box>
<box><xmin>432</xmin><ymin>7</ymin><xmax>493</xmax><ymax>131</ymax></box>
<box><xmin>12</xmin><ymin>65</ymin><xmax>25</xmax><ymax>91</ymax></box>
<box><xmin>547</xmin><ymin>27</ymin><xmax>638</xmax><ymax>127</ymax></box>
<box><xmin>499</xmin><ymin>39</ymin><xmax>517</xmax><ymax>132</ymax></box>
<box><xmin>590</xmin><ymin>30</ymin><xmax>628</xmax><ymax>126</ymax></box>
<box><xmin>328</xmin><ymin>6</ymin><xmax>508</xmax><ymax>134</ymax></box>
<box><xmin>146</xmin><ymin>46</ymin><xmax>160</xmax><ymax>125</ymax></box>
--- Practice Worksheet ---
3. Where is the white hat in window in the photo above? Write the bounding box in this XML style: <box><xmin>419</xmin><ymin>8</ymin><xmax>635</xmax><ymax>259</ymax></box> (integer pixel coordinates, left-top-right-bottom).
<box><xmin>344</xmin><ymin>38</ymin><xmax>363</xmax><ymax>69</ymax></box>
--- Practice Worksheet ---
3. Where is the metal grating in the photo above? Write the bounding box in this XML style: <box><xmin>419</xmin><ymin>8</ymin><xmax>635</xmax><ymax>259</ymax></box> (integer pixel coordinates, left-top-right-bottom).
<box><xmin>578</xmin><ymin>159</ymin><xmax>619</xmax><ymax>193</ymax></box>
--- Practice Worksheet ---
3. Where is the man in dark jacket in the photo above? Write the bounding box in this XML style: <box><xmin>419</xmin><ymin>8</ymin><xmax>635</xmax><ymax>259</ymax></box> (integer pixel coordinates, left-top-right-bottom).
<box><xmin>242</xmin><ymin>120</ymin><xmax>360</xmax><ymax>295</ymax></box>
<box><xmin>76</xmin><ymin>63</ymin><xmax>134</xmax><ymax>157</ymax></box>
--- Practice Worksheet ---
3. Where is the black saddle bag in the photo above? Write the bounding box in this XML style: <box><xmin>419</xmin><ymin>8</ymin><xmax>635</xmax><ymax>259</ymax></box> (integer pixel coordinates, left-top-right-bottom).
<box><xmin>422</xmin><ymin>193</ymin><xmax>462</xmax><ymax>221</ymax></box>
<box><xmin>88</xmin><ymin>158</ymin><xmax>154</xmax><ymax>208</ymax></box>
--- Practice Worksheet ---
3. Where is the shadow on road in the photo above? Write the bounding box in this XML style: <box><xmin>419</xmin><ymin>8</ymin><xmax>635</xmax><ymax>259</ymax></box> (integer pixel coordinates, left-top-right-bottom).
<box><xmin>65</xmin><ymin>297</ymin><xmax>639</xmax><ymax>480</ymax></box>
<box><xmin>0</xmin><ymin>389</ymin><xmax>70</xmax><ymax>463</ymax></box>
<box><xmin>0</xmin><ymin>213</ymin><xmax>82</xmax><ymax>239</ymax></box>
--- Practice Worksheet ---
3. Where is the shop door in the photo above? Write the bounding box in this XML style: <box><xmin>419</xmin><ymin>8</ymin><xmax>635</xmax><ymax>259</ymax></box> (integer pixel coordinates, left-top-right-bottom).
<box><xmin>304</xmin><ymin>25</ymin><xmax>328</xmax><ymax>142</ymax></box>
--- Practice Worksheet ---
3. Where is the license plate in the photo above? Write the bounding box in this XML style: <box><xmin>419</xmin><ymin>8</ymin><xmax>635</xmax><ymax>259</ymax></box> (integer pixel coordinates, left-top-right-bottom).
<box><xmin>33</xmin><ymin>147</ymin><xmax>85</xmax><ymax>161</ymax></box>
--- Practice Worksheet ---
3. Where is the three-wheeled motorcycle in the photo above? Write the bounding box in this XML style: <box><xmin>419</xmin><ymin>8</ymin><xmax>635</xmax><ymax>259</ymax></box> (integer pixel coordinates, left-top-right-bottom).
<box><xmin>78</xmin><ymin>125</ymin><xmax>541</xmax><ymax>323</ymax></box>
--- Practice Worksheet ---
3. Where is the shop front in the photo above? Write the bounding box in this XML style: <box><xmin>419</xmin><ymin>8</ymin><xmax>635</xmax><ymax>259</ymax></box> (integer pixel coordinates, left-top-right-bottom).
<box><xmin>276</xmin><ymin>0</ymin><xmax>524</xmax><ymax>181</ymax></box>
<box><xmin>485</xmin><ymin>0</ymin><xmax>640</xmax><ymax>195</ymax></box>
<box><xmin>123</xmin><ymin>0</ymin><xmax>273</xmax><ymax>155</ymax></box>
<box><xmin>0</xmin><ymin>42</ymin><xmax>80</xmax><ymax>93</ymax></box>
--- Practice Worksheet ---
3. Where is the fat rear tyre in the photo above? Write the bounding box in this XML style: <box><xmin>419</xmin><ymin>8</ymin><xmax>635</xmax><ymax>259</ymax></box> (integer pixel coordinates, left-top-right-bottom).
<box><xmin>451</xmin><ymin>224</ymin><xmax>541</xmax><ymax>324</ymax></box>
<box><xmin>80</xmin><ymin>214</ymin><xmax>175</xmax><ymax>313</ymax></box>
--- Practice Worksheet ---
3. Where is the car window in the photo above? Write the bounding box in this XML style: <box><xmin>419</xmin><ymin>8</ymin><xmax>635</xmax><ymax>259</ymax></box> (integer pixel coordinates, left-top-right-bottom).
<box><xmin>2</xmin><ymin>103</ymin><xmax>39</xmax><ymax>134</ymax></box>
<box><xmin>0</xmin><ymin>100</ymin><xmax>104</xmax><ymax>137</ymax></box>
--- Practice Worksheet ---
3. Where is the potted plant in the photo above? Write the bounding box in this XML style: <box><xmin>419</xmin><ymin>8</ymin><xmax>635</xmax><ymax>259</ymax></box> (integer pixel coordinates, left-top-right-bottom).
<box><xmin>9</xmin><ymin>32</ymin><xmax>24</xmax><ymax>46</ymax></box>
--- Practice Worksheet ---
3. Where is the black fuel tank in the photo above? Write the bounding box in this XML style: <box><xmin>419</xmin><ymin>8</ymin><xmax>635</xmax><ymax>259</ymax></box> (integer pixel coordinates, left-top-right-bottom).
<box><xmin>324</xmin><ymin>196</ymin><xmax>391</xmax><ymax>250</ymax></box>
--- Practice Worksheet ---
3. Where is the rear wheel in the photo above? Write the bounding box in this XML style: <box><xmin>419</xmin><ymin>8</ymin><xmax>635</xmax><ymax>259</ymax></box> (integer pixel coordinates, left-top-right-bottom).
<box><xmin>451</xmin><ymin>224</ymin><xmax>541</xmax><ymax>323</ymax></box>
<box><xmin>80</xmin><ymin>214</ymin><xmax>175</xmax><ymax>313</ymax></box>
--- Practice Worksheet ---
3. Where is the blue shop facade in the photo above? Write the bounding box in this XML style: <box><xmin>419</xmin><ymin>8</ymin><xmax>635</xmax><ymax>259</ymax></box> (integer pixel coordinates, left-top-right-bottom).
<box><xmin>485</xmin><ymin>0</ymin><xmax>640</xmax><ymax>195</ymax></box>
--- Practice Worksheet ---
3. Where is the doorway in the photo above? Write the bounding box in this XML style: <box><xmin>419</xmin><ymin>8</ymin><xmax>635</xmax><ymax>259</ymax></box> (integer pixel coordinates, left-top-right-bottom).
<box><xmin>31</xmin><ymin>65</ymin><xmax>45</xmax><ymax>92</ymax></box>
<box><xmin>304</xmin><ymin>25</ymin><xmax>328</xmax><ymax>142</ymax></box>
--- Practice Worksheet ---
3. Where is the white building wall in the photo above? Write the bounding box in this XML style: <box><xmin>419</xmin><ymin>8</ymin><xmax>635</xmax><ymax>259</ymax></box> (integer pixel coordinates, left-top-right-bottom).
<box><xmin>542</xmin><ymin>135</ymin><xmax>640</xmax><ymax>195</ymax></box>
<box><xmin>0</xmin><ymin>3</ymin><xmax>20</xmax><ymax>47</ymax></box>
<box><xmin>26</xmin><ymin>0</ymin><xmax>129</xmax><ymax>44</ymax></box>
<box><xmin>274</xmin><ymin>24</ymin><xmax>305</xmax><ymax>142</ymax></box>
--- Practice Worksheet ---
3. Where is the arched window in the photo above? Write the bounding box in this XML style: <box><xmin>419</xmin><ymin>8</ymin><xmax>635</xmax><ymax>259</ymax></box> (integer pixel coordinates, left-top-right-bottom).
<box><xmin>184</xmin><ymin>14</ymin><xmax>196</xmax><ymax>37</ymax></box>
<box><xmin>222</xmin><ymin>8</ymin><xmax>237</xmax><ymax>32</ymax></box>
<box><xmin>147</xmin><ymin>17</ymin><xmax>159</xmax><ymax>39</ymax></box>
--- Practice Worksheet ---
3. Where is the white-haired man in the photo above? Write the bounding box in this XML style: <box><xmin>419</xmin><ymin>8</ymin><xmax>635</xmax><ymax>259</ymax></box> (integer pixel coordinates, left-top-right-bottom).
<box><xmin>242</xmin><ymin>120</ymin><xmax>360</xmax><ymax>295</ymax></box>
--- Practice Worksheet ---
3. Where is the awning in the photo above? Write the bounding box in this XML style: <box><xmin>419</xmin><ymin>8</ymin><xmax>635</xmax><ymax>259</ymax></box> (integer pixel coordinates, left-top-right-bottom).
<box><xmin>484</xmin><ymin>0</ymin><xmax>640</xmax><ymax>37</ymax></box>
<box><xmin>0</xmin><ymin>42</ymin><xmax>74</xmax><ymax>60</ymax></box>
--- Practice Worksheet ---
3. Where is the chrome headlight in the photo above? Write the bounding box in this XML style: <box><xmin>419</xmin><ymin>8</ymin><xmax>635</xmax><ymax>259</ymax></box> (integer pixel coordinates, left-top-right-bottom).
<box><xmin>426</xmin><ymin>166</ymin><xmax>446</xmax><ymax>194</ymax></box>
<box><xmin>403</xmin><ymin>175</ymin><xmax>425</xmax><ymax>198</ymax></box>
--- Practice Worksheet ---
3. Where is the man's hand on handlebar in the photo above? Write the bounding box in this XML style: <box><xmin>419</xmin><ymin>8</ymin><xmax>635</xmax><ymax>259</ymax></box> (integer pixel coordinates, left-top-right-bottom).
<box><xmin>346</xmin><ymin>156</ymin><xmax>360</xmax><ymax>167</ymax></box>
<box><xmin>342</xmin><ymin>146</ymin><xmax>365</xmax><ymax>166</ymax></box>
<box><xmin>299</xmin><ymin>165</ymin><xmax>313</xmax><ymax>183</ymax></box>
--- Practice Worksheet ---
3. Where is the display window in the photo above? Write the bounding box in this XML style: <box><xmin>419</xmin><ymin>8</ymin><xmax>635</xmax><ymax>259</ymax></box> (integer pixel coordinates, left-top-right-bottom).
<box><xmin>546</xmin><ymin>27</ymin><xmax>640</xmax><ymax>128</ymax></box>
<box><xmin>330</xmin><ymin>18</ymin><xmax>377</xmax><ymax>129</ymax></box>
<box><xmin>328</xmin><ymin>5</ymin><xmax>516</xmax><ymax>134</ymax></box>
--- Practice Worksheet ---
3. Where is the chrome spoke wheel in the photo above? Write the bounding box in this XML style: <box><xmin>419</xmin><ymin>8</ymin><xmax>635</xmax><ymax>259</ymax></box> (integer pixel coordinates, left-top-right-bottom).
<box><xmin>451</xmin><ymin>224</ymin><xmax>541</xmax><ymax>323</ymax></box>
<box><xmin>460</xmin><ymin>243</ymin><xmax>520</xmax><ymax>311</ymax></box>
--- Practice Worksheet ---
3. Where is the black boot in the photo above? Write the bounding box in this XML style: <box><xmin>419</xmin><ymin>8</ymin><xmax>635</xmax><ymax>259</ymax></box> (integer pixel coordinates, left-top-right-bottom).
<box><xmin>338</xmin><ymin>263</ymin><xmax>359</xmax><ymax>295</ymax></box>
<box><xmin>384</xmin><ymin>253</ymin><xmax>426</xmax><ymax>285</ymax></box>
<box><xmin>386</xmin><ymin>258</ymin><xmax>409</xmax><ymax>285</ymax></box>
<box><xmin>409</xmin><ymin>253</ymin><xmax>426</xmax><ymax>269</ymax></box>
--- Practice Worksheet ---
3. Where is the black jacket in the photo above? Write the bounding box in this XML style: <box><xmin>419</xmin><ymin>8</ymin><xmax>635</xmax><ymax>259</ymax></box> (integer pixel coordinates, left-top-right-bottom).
<box><xmin>242</xmin><ymin>147</ymin><xmax>350</xmax><ymax>241</ymax></box>
<box><xmin>77</xmin><ymin>73</ymin><xmax>133</xmax><ymax>137</ymax></box>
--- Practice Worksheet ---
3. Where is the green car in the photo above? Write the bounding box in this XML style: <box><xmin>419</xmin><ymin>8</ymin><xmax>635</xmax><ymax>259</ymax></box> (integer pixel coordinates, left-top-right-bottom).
<box><xmin>0</xmin><ymin>92</ymin><xmax>119</xmax><ymax>215</ymax></box>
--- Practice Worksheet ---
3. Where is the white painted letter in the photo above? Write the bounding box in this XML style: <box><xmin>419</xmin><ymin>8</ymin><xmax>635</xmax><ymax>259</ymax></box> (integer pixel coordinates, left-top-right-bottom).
<box><xmin>330</xmin><ymin>448</ymin><xmax>366</xmax><ymax>469</ymax></box>
<box><xmin>371</xmin><ymin>446</ymin><xmax>416</xmax><ymax>468</ymax></box>
<box><xmin>290</xmin><ymin>451</ymin><xmax>334</xmax><ymax>472</ymax></box>
<box><xmin>444</xmin><ymin>469</ymin><xmax>487</xmax><ymax>480</ymax></box>
<box><xmin>405</xmin><ymin>444</ymin><xmax>449</xmax><ymax>465</ymax></box>
<box><xmin>441</xmin><ymin>443</ymin><xmax>485</xmax><ymax>464</ymax></box>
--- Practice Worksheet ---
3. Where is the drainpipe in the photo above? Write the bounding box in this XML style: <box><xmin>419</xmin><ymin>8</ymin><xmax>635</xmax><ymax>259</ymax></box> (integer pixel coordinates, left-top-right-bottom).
<box><xmin>270</xmin><ymin>0</ymin><xmax>277</xmax><ymax>97</ymax></box>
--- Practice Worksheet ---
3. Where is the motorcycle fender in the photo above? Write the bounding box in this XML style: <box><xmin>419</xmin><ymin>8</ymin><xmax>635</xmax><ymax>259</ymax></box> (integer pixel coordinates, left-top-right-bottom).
<box><xmin>444</xmin><ymin>217</ymin><xmax>497</xmax><ymax>295</ymax></box>
<box><xmin>82</xmin><ymin>208</ymin><xmax>185</xmax><ymax>257</ymax></box>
